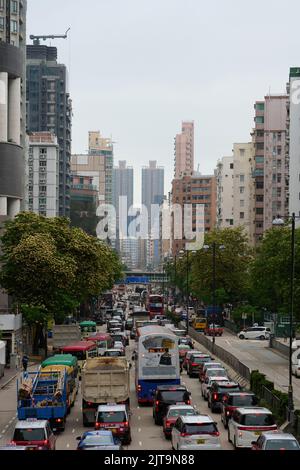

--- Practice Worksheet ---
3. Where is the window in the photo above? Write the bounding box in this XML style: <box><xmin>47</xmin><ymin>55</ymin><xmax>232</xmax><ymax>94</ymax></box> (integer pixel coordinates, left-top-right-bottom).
<box><xmin>255</xmin><ymin>156</ymin><xmax>264</xmax><ymax>163</ymax></box>
<box><xmin>256</xmin><ymin>142</ymin><xmax>264</xmax><ymax>150</ymax></box>
<box><xmin>240</xmin><ymin>200</ymin><xmax>244</xmax><ymax>207</ymax></box>
<box><xmin>256</xmin><ymin>195</ymin><xmax>263</xmax><ymax>202</ymax></box>
<box><xmin>10</xmin><ymin>19</ymin><xmax>18</xmax><ymax>33</ymax></box>
<box><xmin>256</xmin><ymin>181</ymin><xmax>264</xmax><ymax>189</ymax></box>
<box><xmin>240</xmin><ymin>175</ymin><xmax>245</xmax><ymax>183</ymax></box>
<box><xmin>240</xmin><ymin>212</ymin><xmax>244</xmax><ymax>219</ymax></box>
<box><xmin>239</xmin><ymin>149</ymin><xmax>245</xmax><ymax>156</ymax></box>
<box><xmin>239</xmin><ymin>187</ymin><xmax>244</xmax><ymax>194</ymax></box>
<box><xmin>0</xmin><ymin>0</ymin><xmax>4</xmax><ymax>9</ymax></box>
<box><xmin>230</xmin><ymin>163</ymin><xmax>234</xmax><ymax>169</ymax></box>
<box><xmin>256</xmin><ymin>208</ymin><xmax>263</xmax><ymax>214</ymax></box>
<box><xmin>0</xmin><ymin>16</ymin><xmax>4</xmax><ymax>30</ymax></box>
<box><xmin>255</xmin><ymin>116</ymin><xmax>264</xmax><ymax>124</ymax></box>
<box><xmin>277</xmin><ymin>146</ymin><xmax>281</xmax><ymax>155</ymax></box>
<box><xmin>255</xmin><ymin>103</ymin><xmax>265</xmax><ymax>111</ymax></box>
<box><xmin>39</xmin><ymin>161</ymin><xmax>47</xmax><ymax>167</ymax></box>
<box><xmin>11</xmin><ymin>0</ymin><xmax>18</xmax><ymax>14</ymax></box>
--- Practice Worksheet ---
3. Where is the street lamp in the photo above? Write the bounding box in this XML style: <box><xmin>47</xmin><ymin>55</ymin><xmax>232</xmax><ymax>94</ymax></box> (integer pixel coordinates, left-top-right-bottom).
<box><xmin>179</xmin><ymin>249</ymin><xmax>197</xmax><ymax>334</ymax></box>
<box><xmin>272</xmin><ymin>212</ymin><xmax>299</xmax><ymax>421</ymax></box>
<box><xmin>203</xmin><ymin>243</ymin><xmax>225</xmax><ymax>349</ymax></box>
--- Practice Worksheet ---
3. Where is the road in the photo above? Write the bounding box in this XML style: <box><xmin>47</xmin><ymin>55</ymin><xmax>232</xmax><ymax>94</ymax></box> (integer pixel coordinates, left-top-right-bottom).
<box><xmin>0</xmin><ymin>328</ymin><xmax>233</xmax><ymax>450</ymax></box>
<box><xmin>211</xmin><ymin>330</ymin><xmax>300</xmax><ymax>407</ymax></box>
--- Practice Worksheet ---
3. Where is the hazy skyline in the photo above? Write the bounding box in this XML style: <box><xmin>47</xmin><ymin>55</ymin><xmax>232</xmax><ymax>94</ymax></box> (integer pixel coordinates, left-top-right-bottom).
<box><xmin>27</xmin><ymin>0</ymin><xmax>300</xmax><ymax>203</ymax></box>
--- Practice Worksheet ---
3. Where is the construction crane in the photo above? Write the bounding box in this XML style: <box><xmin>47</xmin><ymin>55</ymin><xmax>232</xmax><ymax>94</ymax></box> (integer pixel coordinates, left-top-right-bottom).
<box><xmin>30</xmin><ymin>28</ymin><xmax>70</xmax><ymax>45</ymax></box>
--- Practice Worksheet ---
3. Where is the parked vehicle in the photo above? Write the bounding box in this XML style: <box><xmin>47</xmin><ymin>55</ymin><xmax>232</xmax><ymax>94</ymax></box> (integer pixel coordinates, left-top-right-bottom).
<box><xmin>208</xmin><ymin>381</ymin><xmax>241</xmax><ymax>412</ymax></box>
<box><xmin>221</xmin><ymin>392</ymin><xmax>258</xmax><ymax>428</ymax></box>
<box><xmin>204</xmin><ymin>324</ymin><xmax>224</xmax><ymax>336</ymax></box>
<box><xmin>251</xmin><ymin>431</ymin><xmax>300</xmax><ymax>450</ymax></box>
<box><xmin>152</xmin><ymin>385</ymin><xmax>191</xmax><ymax>425</ymax></box>
<box><xmin>163</xmin><ymin>404</ymin><xmax>198</xmax><ymax>439</ymax></box>
<box><xmin>17</xmin><ymin>369</ymin><xmax>68</xmax><ymax>431</ymax></box>
<box><xmin>192</xmin><ymin>316</ymin><xmax>207</xmax><ymax>332</ymax></box>
<box><xmin>81</xmin><ymin>357</ymin><xmax>130</xmax><ymax>426</ymax></box>
<box><xmin>11</xmin><ymin>419</ymin><xmax>56</xmax><ymax>450</ymax></box>
<box><xmin>95</xmin><ymin>404</ymin><xmax>131</xmax><ymax>445</ymax></box>
<box><xmin>171</xmin><ymin>415</ymin><xmax>221</xmax><ymax>450</ymax></box>
<box><xmin>238</xmin><ymin>326</ymin><xmax>271</xmax><ymax>340</ymax></box>
<box><xmin>228</xmin><ymin>407</ymin><xmax>277</xmax><ymax>449</ymax></box>
<box><xmin>76</xmin><ymin>430</ymin><xmax>123</xmax><ymax>450</ymax></box>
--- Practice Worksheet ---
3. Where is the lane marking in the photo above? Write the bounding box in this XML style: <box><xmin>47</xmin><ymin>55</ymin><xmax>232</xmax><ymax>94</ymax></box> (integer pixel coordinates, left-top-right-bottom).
<box><xmin>139</xmin><ymin>441</ymin><xmax>142</xmax><ymax>446</ymax></box>
<box><xmin>138</xmin><ymin>428</ymin><xmax>141</xmax><ymax>432</ymax></box>
<box><xmin>72</xmin><ymin>429</ymin><xmax>75</xmax><ymax>433</ymax></box>
<box><xmin>76</xmin><ymin>418</ymin><xmax>79</xmax><ymax>422</ymax></box>
<box><xmin>138</xmin><ymin>416</ymin><xmax>141</xmax><ymax>421</ymax></box>
<box><xmin>66</xmin><ymin>443</ymin><xmax>70</xmax><ymax>448</ymax></box>
<box><xmin>226</xmin><ymin>340</ymin><xmax>230</xmax><ymax>345</ymax></box>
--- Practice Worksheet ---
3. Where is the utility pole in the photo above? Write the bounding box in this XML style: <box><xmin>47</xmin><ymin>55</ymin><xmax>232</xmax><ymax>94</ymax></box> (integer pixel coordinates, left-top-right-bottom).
<box><xmin>212</xmin><ymin>242</ymin><xmax>216</xmax><ymax>348</ymax></box>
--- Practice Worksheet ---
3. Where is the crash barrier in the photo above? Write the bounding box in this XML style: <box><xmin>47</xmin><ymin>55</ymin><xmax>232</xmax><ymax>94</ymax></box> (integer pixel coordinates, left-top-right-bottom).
<box><xmin>187</xmin><ymin>326</ymin><xmax>251</xmax><ymax>382</ymax></box>
<box><xmin>269</xmin><ymin>336</ymin><xmax>289</xmax><ymax>358</ymax></box>
<box><xmin>224</xmin><ymin>320</ymin><xmax>239</xmax><ymax>334</ymax></box>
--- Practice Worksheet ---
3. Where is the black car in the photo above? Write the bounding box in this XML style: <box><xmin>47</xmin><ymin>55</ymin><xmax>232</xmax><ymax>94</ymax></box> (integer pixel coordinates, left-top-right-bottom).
<box><xmin>130</xmin><ymin>328</ymin><xmax>136</xmax><ymax>340</ymax></box>
<box><xmin>125</xmin><ymin>318</ymin><xmax>134</xmax><ymax>330</ymax></box>
<box><xmin>208</xmin><ymin>381</ymin><xmax>241</xmax><ymax>412</ymax></box>
<box><xmin>152</xmin><ymin>385</ymin><xmax>191</xmax><ymax>425</ymax></box>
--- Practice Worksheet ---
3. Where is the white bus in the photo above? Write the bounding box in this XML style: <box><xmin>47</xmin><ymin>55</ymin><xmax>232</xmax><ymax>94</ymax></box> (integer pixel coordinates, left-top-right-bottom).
<box><xmin>135</xmin><ymin>325</ymin><xmax>180</xmax><ymax>404</ymax></box>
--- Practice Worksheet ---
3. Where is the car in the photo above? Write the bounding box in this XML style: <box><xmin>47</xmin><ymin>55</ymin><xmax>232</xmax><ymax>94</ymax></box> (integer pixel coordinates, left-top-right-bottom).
<box><xmin>201</xmin><ymin>376</ymin><xmax>229</xmax><ymax>401</ymax></box>
<box><xmin>228</xmin><ymin>407</ymin><xmax>277</xmax><ymax>449</ymax></box>
<box><xmin>171</xmin><ymin>415</ymin><xmax>221</xmax><ymax>450</ymax></box>
<box><xmin>103</xmin><ymin>349</ymin><xmax>123</xmax><ymax>357</ymax></box>
<box><xmin>204</xmin><ymin>324</ymin><xmax>224</xmax><ymax>336</ymax></box>
<box><xmin>11</xmin><ymin>419</ymin><xmax>56</xmax><ymax>450</ymax></box>
<box><xmin>76</xmin><ymin>430</ymin><xmax>123</xmax><ymax>450</ymax></box>
<box><xmin>112</xmin><ymin>341</ymin><xmax>125</xmax><ymax>355</ymax></box>
<box><xmin>221</xmin><ymin>392</ymin><xmax>258</xmax><ymax>428</ymax></box>
<box><xmin>178</xmin><ymin>344</ymin><xmax>192</xmax><ymax>366</ymax></box>
<box><xmin>251</xmin><ymin>431</ymin><xmax>300</xmax><ymax>450</ymax></box>
<box><xmin>95</xmin><ymin>404</ymin><xmax>131</xmax><ymax>445</ymax></box>
<box><xmin>0</xmin><ymin>444</ymin><xmax>39</xmax><ymax>451</ymax></box>
<box><xmin>111</xmin><ymin>332</ymin><xmax>128</xmax><ymax>346</ymax></box>
<box><xmin>152</xmin><ymin>385</ymin><xmax>191</xmax><ymax>425</ymax></box>
<box><xmin>199</xmin><ymin>362</ymin><xmax>223</xmax><ymax>382</ymax></box>
<box><xmin>187</xmin><ymin>353</ymin><xmax>212</xmax><ymax>378</ymax></box>
<box><xmin>208</xmin><ymin>381</ymin><xmax>241</xmax><ymax>412</ymax></box>
<box><xmin>182</xmin><ymin>350</ymin><xmax>202</xmax><ymax>370</ymax></box>
<box><xmin>130</xmin><ymin>328</ymin><xmax>136</xmax><ymax>340</ymax></box>
<box><xmin>125</xmin><ymin>318</ymin><xmax>133</xmax><ymax>330</ymax></box>
<box><xmin>178</xmin><ymin>337</ymin><xmax>194</xmax><ymax>348</ymax></box>
<box><xmin>163</xmin><ymin>404</ymin><xmax>198</xmax><ymax>439</ymax></box>
<box><xmin>237</xmin><ymin>326</ymin><xmax>271</xmax><ymax>340</ymax></box>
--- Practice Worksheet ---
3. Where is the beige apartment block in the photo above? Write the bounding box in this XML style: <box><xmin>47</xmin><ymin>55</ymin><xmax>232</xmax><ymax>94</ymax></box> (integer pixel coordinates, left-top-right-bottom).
<box><xmin>216</xmin><ymin>156</ymin><xmax>234</xmax><ymax>228</ymax></box>
<box><xmin>174</xmin><ymin>121</ymin><xmax>194</xmax><ymax>178</ymax></box>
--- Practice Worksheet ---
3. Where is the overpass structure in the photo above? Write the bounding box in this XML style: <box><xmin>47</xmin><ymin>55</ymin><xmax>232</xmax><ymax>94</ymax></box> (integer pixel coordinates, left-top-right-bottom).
<box><xmin>117</xmin><ymin>271</ymin><xmax>169</xmax><ymax>284</ymax></box>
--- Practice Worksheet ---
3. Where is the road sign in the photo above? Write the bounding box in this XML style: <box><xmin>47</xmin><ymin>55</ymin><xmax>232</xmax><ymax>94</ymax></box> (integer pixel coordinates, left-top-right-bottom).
<box><xmin>241</xmin><ymin>313</ymin><xmax>247</xmax><ymax>319</ymax></box>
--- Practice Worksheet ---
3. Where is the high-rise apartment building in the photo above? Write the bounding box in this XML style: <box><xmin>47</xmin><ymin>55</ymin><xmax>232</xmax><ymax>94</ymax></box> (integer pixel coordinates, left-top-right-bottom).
<box><xmin>174</xmin><ymin>121</ymin><xmax>194</xmax><ymax>178</ymax></box>
<box><xmin>216</xmin><ymin>156</ymin><xmax>234</xmax><ymax>228</ymax></box>
<box><xmin>286</xmin><ymin>68</ymin><xmax>300</xmax><ymax>223</ymax></box>
<box><xmin>0</xmin><ymin>0</ymin><xmax>27</xmax><ymax>220</ymax></box>
<box><xmin>171</xmin><ymin>173</ymin><xmax>216</xmax><ymax>256</ymax></box>
<box><xmin>251</xmin><ymin>95</ymin><xmax>288</xmax><ymax>244</ymax></box>
<box><xmin>26</xmin><ymin>44</ymin><xmax>72</xmax><ymax>217</ymax></box>
<box><xmin>88</xmin><ymin>131</ymin><xmax>113</xmax><ymax>206</ymax></box>
<box><xmin>112</xmin><ymin>160</ymin><xmax>133</xmax><ymax>237</ymax></box>
<box><xmin>25</xmin><ymin>132</ymin><xmax>59</xmax><ymax>217</ymax></box>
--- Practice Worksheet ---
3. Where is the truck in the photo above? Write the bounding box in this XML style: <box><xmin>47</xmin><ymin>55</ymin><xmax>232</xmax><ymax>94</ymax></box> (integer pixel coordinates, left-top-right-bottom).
<box><xmin>52</xmin><ymin>324</ymin><xmax>81</xmax><ymax>353</ymax></box>
<box><xmin>17</xmin><ymin>368</ymin><xmax>68</xmax><ymax>431</ymax></box>
<box><xmin>81</xmin><ymin>356</ymin><xmax>130</xmax><ymax>426</ymax></box>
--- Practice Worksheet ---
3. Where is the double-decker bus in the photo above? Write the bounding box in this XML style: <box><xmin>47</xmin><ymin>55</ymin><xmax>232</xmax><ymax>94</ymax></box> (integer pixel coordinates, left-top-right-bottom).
<box><xmin>135</xmin><ymin>325</ymin><xmax>180</xmax><ymax>404</ymax></box>
<box><xmin>147</xmin><ymin>294</ymin><xmax>164</xmax><ymax>319</ymax></box>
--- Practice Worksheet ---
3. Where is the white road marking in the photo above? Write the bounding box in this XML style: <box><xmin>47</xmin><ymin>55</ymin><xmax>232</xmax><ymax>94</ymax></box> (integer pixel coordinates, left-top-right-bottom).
<box><xmin>138</xmin><ymin>428</ymin><xmax>141</xmax><ymax>432</ymax></box>
<box><xmin>4</xmin><ymin>425</ymin><xmax>8</xmax><ymax>429</ymax></box>
<box><xmin>66</xmin><ymin>443</ymin><xmax>70</xmax><ymax>448</ymax></box>
<box><xmin>72</xmin><ymin>429</ymin><xmax>75</xmax><ymax>433</ymax></box>
<box><xmin>139</xmin><ymin>441</ymin><xmax>142</xmax><ymax>446</ymax></box>
<box><xmin>226</xmin><ymin>340</ymin><xmax>230</xmax><ymax>345</ymax></box>
<box><xmin>138</xmin><ymin>416</ymin><xmax>141</xmax><ymax>421</ymax></box>
<box><xmin>76</xmin><ymin>418</ymin><xmax>79</xmax><ymax>422</ymax></box>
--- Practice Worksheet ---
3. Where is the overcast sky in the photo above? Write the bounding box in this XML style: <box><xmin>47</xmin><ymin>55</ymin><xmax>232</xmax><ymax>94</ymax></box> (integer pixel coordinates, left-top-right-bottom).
<box><xmin>27</xmin><ymin>0</ymin><xmax>300</xmax><ymax>204</ymax></box>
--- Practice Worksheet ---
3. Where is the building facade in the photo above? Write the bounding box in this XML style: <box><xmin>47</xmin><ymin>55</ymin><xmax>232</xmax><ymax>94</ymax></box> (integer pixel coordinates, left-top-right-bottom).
<box><xmin>112</xmin><ymin>160</ymin><xmax>133</xmax><ymax>239</ymax></box>
<box><xmin>216</xmin><ymin>156</ymin><xmax>234</xmax><ymax>228</ymax></box>
<box><xmin>0</xmin><ymin>0</ymin><xmax>27</xmax><ymax>220</ymax></box>
<box><xmin>26</xmin><ymin>44</ymin><xmax>72</xmax><ymax>217</ymax></box>
<box><xmin>88</xmin><ymin>131</ymin><xmax>113</xmax><ymax>206</ymax></box>
<box><xmin>251</xmin><ymin>95</ymin><xmax>288</xmax><ymax>244</ymax></box>
<box><xmin>70</xmin><ymin>174</ymin><xmax>98</xmax><ymax>235</ymax></box>
<box><xmin>174</xmin><ymin>121</ymin><xmax>194</xmax><ymax>178</ymax></box>
<box><xmin>26</xmin><ymin>132</ymin><xmax>59</xmax><ymax>217</ymax></box>
<box><xmin>171</xmin><ymin>173</ymin><xmax>217</xmax><ymax>256</ymax></box>
<box><xmin>287</xmin><ymin>68</ymin><xmax>300</xmax><ymax>223</ymax></box>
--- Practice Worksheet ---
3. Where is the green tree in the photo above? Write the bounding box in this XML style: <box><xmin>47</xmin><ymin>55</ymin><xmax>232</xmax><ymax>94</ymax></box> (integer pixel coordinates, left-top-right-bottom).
<box><xmin>250</xmin><ymin>226</ymin><xmax>300</xmax><ymax>318</ymax></box>
<box><xmin>0</xmin><ymin>212</ymin><xmax>123</xmax><ymax>354</ymax></box>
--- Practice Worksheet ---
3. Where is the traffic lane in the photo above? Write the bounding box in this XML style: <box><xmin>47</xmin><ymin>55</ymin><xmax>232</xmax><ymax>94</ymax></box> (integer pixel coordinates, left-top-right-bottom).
<box><xmin>0</xmin><ymin>378</ymin><xmax>18</xmax><ymax>445</ymax></box>
<box><xmin>215</xmin><ymin>331</ymin><xmax>300</xmax><ymax>405</ymax></box>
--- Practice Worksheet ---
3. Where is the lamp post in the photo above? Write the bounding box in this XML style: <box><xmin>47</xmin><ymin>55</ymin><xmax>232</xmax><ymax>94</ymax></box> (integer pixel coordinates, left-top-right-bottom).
<box><xmin>179</xmin><ymin>249</ymin><xmax>196</xmax><ymax>334</ymax></box>
<box><xmin>203</xmin><ymin>243</ymin><xmax>225</xmax><ymax>349</ymax></box>
<box><xmin>272</xmin><ymin>212</ymin><xmax>298</xmax><ymax>421</ymax></box>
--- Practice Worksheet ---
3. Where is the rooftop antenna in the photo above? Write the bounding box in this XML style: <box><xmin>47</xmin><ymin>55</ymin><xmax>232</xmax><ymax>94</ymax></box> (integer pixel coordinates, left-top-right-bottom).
<box><xmin>30</xmin><ymin>28</ymin><xmax>70</xmax><ymax>45</ymax></box>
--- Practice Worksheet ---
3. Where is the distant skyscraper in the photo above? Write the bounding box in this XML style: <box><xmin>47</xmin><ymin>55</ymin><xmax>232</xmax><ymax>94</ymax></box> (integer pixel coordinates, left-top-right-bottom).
<box><xmin>113</xmin><ymin>160</ymin><xmax>134</xmax><ymax>238</ymax></box>
<box><xmin>174</xmin><ymin>121</ymin><xmax>194</xmax><ymax>178</ymax></box>
<box><xmin>0</xmin><ymin>0</ymin><xmax>27</xmax><ymax>220</ymax></box>
<box><xmin>26</xmin><ymin>44</ymin><xmax>72</xmax><ymax>217</ymax></box>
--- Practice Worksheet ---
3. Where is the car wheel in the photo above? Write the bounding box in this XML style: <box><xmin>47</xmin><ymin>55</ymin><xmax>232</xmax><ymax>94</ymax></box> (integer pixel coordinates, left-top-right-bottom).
<box><xmin>234</xmin><ymin>436</ymin><xmax>238</xmax><ymax>449</ymax></box>
<box><xmin>260</xmin><ymin>335</ymin><xmax>265</xmax><ymax>340</ymax></box>
<box><xmin>228</xmin><ymin>429</ymin><xmax>231</xmax><ymax>443</ymax></box>
<box><xmin>239</xmin><ymin>334</ymin><xmax>245</xmax><ymax>339</ymax></box>
<box><xmin>223</xmin><ymin>418</ymin><xmax>228</xmax><ymax>429</ymax></box>
<box><xmin>154</xmin><ymin>415</ymin><xmax>161</xmax><ymax>425</ymax></box>
<box><xmin>208</xmin><ymin>399</ymin><xmax>211</xmax><ymax>408</ymax></box>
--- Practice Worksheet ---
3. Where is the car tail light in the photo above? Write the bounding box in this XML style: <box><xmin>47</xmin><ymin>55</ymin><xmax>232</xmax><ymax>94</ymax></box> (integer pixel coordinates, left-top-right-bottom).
<box><xmin>210</xmin><ymin>431</ymin><xmax>220</xmax><ymax>436</ymax></box>
<box><xmin>123</xmin><ymin>421</ymin><xmax>128</xmax><ymax>427</ymax></box>
<box><xmin>191</xmin><ymin>363</ymin><xmax>198</xmax><ymax>366</ymax></box>
<box><xmin>226</xmin><ymin>411</ymin><xmax>230</xmax><ymax>416</ymax></box>
<box><xmin>56</xmin><ymin>418</ymin><xmax>62</xmax><ymax>423</ymax></box>
<box><xmin>155</xmin><ymin>400</ymin><xmax>159</xmax><ymax>406</ymax></box>
<box><xmin>43</xmin><ymin>440</ymin><xmax>49</xmax><ymax>446</ymax></box>
<box><xmin>137</xmin><ymin>385</ymin><xmax>141</xmax><ymax>392</ymax></box>
<box><xmin>87</xmin><ymin>401</ymin><xmax>92</xmax><ymax>406</ymax></box>
<box><xmin>213</xmin><ymin>393</ymin><xmax>218</xmax><ymax>400</ymax></box>
<box><xmin>95</xmin><ymin>422</ymin><xmax>100</xmax><ymax>429</ymax></box>
<box><xmin>238</xmin><ymin>431</ymin><xmax>243</xmax><ymax>438</ymax></box>
<box><xmin>186</xmin><ymin>399</ymin><xmax>191</xmax><ymax>405</ymax></box>
<box><xmin>180</xmin><ymin>432</ymin><xmax>190</xmax><ymax>437</ymax></box>
<box><xmin>166</xmin><ymin>420</ymin><xmax>172</xmax><ymax>427</ymax></box>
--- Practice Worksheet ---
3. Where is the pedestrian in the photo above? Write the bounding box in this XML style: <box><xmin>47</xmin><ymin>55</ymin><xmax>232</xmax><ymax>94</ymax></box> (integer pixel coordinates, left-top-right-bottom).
<box><xmin>22</xmin><ymin>354</ymin><xmax>29</xmax><ymax>372</ymax></box>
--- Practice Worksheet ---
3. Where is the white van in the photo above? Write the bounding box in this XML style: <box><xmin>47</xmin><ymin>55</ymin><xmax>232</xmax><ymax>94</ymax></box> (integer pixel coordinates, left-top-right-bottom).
<box><xmin>237</xmin><ymin>326</ymin><xmax>270</xmax><ymax>340</ymax></box>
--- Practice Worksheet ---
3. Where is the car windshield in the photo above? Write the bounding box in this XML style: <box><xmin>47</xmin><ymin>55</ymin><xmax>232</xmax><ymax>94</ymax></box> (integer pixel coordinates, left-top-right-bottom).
<box><xmin>13</xmin><ymin>428</ymin><xmax>45</xmax><ymax>441</ymax></box>
<box><xmin>230</xmin><ymin>395</ymin><xmax>258</xmax><ymax>406</ymax></box>
<box><xmin>104</xmin><ymin>351</ymin><xmax>120</xmax><ymax>356</ymax></box>
<box><xmin>183</xmin><ymin>423</ymin><xmax>217</xmax><ymax>434</ymax></box>
<box><xmin>97</xmin><ymin>411</ymin><xmax>126</xmax><ymax>423</ymax></box>
<box><xmin>207</xmin><ymin>369</ymin><xmax>226</xmax><ymax>377</ymax></box>
<box><xmin>168</xmin><ymin>409</ymin><xmax>196</xmax><ymax>418</ymax></box>
<box><xmin>265</xmin><ymin>439</ymin><xmax>300</xmax><ymax>450</ymax></box>
<box><xmin>192</xmin><ymin>357</ymin><xmax>209</xmax><ymax>363</ymax></box>
<box><xmin>242</xmin><ymin>414</ymin><xmax>275</xmax><ymax>426</ymax></box>
<box><xmin>160</xmin><ymin>391</ymin><xmax>188</xmax><ymax>402</ymax></box>
<box><xmin>82</xmin><ymin>435</ymin><xmax>114</xmax><ymax>446</ymax></box>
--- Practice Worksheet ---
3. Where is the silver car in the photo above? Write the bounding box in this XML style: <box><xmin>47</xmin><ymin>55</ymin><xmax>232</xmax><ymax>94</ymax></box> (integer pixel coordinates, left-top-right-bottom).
<box><xmin>171</xmin><ymin>415</ymin><xmax>221</xmax><ymax>450</ymax></box>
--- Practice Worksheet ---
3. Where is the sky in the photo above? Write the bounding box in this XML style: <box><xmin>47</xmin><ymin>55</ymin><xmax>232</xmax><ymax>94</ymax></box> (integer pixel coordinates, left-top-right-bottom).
<box><xmin>27</xmin><ymin>0</ymin><xmax>300</xmax><ymax>204</ymax></box>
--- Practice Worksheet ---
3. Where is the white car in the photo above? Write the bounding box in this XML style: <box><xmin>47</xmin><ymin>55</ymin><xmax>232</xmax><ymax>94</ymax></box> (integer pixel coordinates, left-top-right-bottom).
<box><xmin>237</xmin><ymin>326</ymin><xmax>271</xmax><ymax>340</ymax></box>
<box><xmin>200</xmin><ymin>362</ymin><xmax>223</xmax><ymax>382</ymax></box>
<box><xmin>228</xmin><ymin>407</ymin><xmax>277</xmax><ymax>449</ymax></box>
<box><xmin>171</xmin><ymin>415</ymin><xmax>221</xmax><ymax>450</ymax></box>
<box><xmin>292</xmin><ymin>360</ymin><xmax>300</xmax><ymax>377</ymax></box>
<box><xmin>201</xmin><ymin>376</ymin><xmax>229</xmax><ymax>400</ymax></box>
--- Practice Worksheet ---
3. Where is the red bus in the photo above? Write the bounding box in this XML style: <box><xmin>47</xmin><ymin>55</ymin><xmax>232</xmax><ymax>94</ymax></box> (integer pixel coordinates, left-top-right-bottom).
<box><xmin>60</xmin><ymin>341</ymin><xmax>98</xmax><ymax>377</ymax></box>
<box><xmin>147</xmin><ymin>294</ymin><xmax>164</xmax><ymax>319</ymax></box>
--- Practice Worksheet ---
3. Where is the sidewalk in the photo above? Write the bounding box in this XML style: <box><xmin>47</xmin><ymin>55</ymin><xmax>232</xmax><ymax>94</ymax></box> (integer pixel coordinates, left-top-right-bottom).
<box><xmin>0</xmin><ymin>363</ymin><xmax>37</xmax><ymax>390</ymax></box>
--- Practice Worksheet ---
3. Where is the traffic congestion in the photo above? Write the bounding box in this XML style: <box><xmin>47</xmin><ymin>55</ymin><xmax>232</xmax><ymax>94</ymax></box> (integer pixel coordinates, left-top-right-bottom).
<box><xmin>0</xmin><ymin>286</ymin><xmax>299</xmax><ymax>451</ymax></box>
